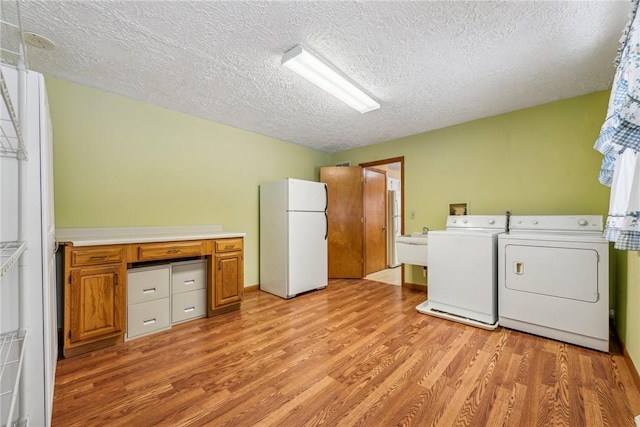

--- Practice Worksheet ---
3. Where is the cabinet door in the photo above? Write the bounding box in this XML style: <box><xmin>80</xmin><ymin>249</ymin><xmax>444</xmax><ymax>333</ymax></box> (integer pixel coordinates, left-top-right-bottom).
<box><xmin>214</xmin><ymin>252</ymin><xmax>243</xmax><ymax>307</ymax></box>
<box><xmin>68</xmin><ymin>264</ymin><xmax>125</xmax><ymax>345</ymax></box>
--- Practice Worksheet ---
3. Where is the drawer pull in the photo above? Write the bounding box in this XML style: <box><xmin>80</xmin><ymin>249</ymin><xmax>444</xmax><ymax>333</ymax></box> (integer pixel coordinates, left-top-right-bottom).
<box><xmin>184</xmin><ymin>307</ymin><xmax>195</xmax><ymax>313</ymax></box>
<box><xmin>143</xmin><ymin>287</ymin><xmax>156</xmax><ymax>294</ymax></box>
<box><xmin>225</xmin><ymin>245</ymin><xmax>234</xmax><ymax>249</ymax></box>
<box><xmin>90</xmin><ymin>255</ymin><xmax>107</xmax><ymax>260</ymax></box>
<box><xmin>143</xmin><ymin>318</ymin><xmax>157</xmax><ymax>326</ymax></box>
<box><xmin>167</xmin><ymin>249</ymin><xmax>181</xmax><ymax>254</ymax></box>
<box><xmin>184</xmin><ymin>280</ymin><xmax>195</xmax><ymax>286</ymax></box>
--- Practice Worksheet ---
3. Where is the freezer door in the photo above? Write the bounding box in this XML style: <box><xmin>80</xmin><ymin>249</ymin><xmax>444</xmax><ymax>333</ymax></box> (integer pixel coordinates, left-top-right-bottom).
<box><xmin>287</xmin><ymin>179</ymin><xmax>327</xmax><ymax>212</ymax></box>
<box><xmin>288</xmin><ymin>211</ymin><xmax>328</xmax><ymax>296</ymax></box>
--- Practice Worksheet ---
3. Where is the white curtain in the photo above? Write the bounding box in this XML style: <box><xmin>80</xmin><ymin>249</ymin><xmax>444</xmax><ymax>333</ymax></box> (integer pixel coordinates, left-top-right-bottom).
<box><xmin>595</xmin><ymin>0</ymin><xmax>640</xmax><ymax>250</ymax></box>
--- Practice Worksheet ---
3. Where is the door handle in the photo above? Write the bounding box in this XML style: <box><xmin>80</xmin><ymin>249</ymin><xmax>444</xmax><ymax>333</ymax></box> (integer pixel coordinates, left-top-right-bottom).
<box><xmin>514</xmin><ymin>262</ymin><xmax>524</xmax><ymax>275</ymax></box>
<box><xmin>324</xmin><ymin>211</ymin><xmax>328</xmax><ymax>240</ymax></box>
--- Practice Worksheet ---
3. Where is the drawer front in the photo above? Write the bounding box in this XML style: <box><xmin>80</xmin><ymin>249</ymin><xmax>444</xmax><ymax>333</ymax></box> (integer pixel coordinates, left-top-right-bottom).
<box><xmin>138</xmin><ymin>241</ymin><xmax>204</xmax><ymax>261</ymax></box>
<box><xmin>71</xmin><ymin>246</ymin><xmax>124</xmax><ymax>267</ymax></box>
<box><xmin>215</xmin><ymin>238</ymin><xmax>243</xmax><ymax>253</ymax></box>
<box><xmin>172</xmin><ymin>260</ymin><xmax>207</xmax><ymax>294</ymax></box>
<box><xmin>128</xmin><ymin>265</ymin><xmax>171</xmax><ymax>305</ymax></box>
<box><xmin>127</xmin><ymin>298</ymin><xmax>170</xmax><ymax>339</ymax></box>
<box><xmin>172</xmin><ymin>289</ymin><xmax>207</xmax><ymax>324</ymax></box>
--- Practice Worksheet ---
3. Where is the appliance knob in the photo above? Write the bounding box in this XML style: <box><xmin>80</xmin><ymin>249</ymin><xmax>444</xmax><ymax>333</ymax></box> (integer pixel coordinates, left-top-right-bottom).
<box><xmin>452</xmin><ymin>219</ymin><xmax>457</xmax><ymax>224</ymax></box>
<box><xmin>488</xmin><ymin>219</ymin><xmax>495</xmax><ymax>224</ymax></box>
<box><xmin>532</xmin><ymin>220</ymin><xmax>538</xmax><ymax>225</ymax></box>
<box><xmin>578</xmin><ymin>219</ymin><xmax>588</xmax><ymax>226</ymax></box>
<box><xmin>463</xmin><ymin>219</ymin><xmax>468</xmax><ymax>224</ymax></box>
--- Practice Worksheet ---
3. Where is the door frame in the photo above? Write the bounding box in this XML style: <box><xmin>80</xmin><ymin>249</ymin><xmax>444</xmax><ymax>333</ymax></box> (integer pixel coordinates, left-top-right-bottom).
<box><xmin>360</xmin><ymin>156</ymin><xmax>405</xmax><ymax>286</ymax></box>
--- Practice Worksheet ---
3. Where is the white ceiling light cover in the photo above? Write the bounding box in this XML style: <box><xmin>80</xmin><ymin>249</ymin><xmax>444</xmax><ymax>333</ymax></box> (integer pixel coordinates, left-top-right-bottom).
<box><xmin>282</xmin><ymin>45</ymin><xmax>380</xmax><ymax>114</ymax></box>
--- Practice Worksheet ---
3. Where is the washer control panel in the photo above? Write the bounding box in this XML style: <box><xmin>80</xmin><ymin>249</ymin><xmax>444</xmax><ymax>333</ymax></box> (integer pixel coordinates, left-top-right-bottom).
<box><xmin>446</xmin><ymin>215</ymin><xmax>507</xmax><ymax>230</ymax></box>
<box><xmin>509</xmin><ymin>215</ymin><xmax>603</xmax><ymax>232</ymax></box>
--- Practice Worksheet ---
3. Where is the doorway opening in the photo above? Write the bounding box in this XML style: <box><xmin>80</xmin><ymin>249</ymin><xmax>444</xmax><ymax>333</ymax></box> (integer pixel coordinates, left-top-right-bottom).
<box><xmin>361</xmin><ymin>157</ymin><xmax>404</xmax><ymax>286</ymax></box>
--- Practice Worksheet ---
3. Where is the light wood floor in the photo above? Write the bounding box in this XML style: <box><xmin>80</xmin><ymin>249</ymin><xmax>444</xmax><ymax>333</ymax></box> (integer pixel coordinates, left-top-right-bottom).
<box><xmin>52</xmin><ymin>279</ymin><xmax>640</xmax><ymax>426</ymax></box>
<box><xmin>364</xmin><ymin>266</ymin><xmax>402</xmax><ymax>286</ymax></box>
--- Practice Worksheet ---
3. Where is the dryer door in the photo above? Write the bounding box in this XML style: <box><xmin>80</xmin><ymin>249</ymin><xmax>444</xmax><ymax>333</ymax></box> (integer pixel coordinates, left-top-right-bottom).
<box><xmin>504</xmin><ymin>244</ymin><xmax>600</xmax><ymax>302</ymax></box>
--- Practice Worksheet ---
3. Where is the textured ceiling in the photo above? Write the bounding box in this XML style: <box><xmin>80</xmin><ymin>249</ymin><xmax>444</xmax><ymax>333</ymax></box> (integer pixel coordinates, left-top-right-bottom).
<box><xmin>17</xmin><ymin>0</ymin><xmax>633</xmax><ymax>153</ymax></box>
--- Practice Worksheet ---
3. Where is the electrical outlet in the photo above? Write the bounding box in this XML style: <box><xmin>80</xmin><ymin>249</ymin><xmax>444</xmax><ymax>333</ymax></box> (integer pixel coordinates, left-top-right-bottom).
<box><xmin>610</xmin><ymin>309</ymin><xmax>615</xmax><ymax>319</ymax></box>
<box><xmin>410</xmin><ymin>210</ymin><xmax>416</xmax><ymax>220</ymax></box>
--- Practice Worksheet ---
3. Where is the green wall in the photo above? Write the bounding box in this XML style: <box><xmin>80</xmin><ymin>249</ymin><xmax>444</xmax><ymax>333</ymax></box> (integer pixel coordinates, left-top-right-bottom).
<box><xmin>45</xmin><ymin>77</ymin><xmax>330</xmax><ymax>286</ymax></box>
<box><xmin>617</xmin><ymin>251</ymin><xmax>640</xmax><ymax>371</ymax></box>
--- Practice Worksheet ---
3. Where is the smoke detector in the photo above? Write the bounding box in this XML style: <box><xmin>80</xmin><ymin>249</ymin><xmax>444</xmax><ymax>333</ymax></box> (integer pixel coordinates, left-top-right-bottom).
<box><xmin>23</xmin><ymin>32</ymin><xmax>55</xmax><ymax>50</ymax></box>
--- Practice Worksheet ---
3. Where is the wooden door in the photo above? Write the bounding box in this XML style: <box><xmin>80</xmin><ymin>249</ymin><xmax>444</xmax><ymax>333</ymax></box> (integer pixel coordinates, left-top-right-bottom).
<box><xmin>68</xmin><ymin>264</ymin><xmax>125</xmax><ymax>345</ymax></box>
<box><xmin>364</xmin><ymin>168</ymin><xmax>387</xmax><ymax>275</ymax></box>
<box><xmin>320</xmin><ymin>166</ymin><xmax>364</xmax><ymax>278</ymax></box>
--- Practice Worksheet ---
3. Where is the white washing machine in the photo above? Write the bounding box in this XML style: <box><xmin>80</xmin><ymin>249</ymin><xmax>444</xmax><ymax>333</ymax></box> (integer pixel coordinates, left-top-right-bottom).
<box><xmin>498</xmin><ymin>215</ymin><xmax>609</xmax><ymax>352</ymax></box>
<box><xmin>416</xmin><ymin>215</ymin><xmax>506</xmax><ymax>330</ymax></box>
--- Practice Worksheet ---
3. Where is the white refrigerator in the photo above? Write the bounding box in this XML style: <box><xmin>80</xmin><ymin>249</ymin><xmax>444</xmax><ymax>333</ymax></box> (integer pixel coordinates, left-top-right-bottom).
<box><xmin>260</xmin><ymin>178</ymin><xmax>328</xmax><ymax>299</ymax></box>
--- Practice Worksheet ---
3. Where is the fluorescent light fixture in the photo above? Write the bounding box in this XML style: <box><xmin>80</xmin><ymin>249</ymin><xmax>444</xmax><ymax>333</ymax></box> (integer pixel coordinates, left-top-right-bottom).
<box><xmin>282</xmin><ymin>45</ymin><xmax>380</xmax><ymax>113</ymax></box>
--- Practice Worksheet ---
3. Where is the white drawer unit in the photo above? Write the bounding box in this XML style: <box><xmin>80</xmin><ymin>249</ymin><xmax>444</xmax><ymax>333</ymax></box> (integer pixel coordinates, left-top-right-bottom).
<box><xmin>127</xmin><ymin>264</ymin><xmax>171</xmax><ymax>339</ymax></box>
<box><xmin>171</xmin><ymin>259</ymin><xmax>207</xmax><ymax>324</ymax></box>
<box><xmin>127</xmin><ymin>299</ymin><xmax>171</xmax><ymax>339</ymax></box>
<box><xmin>172</xmin><ymin>259</ymin><xmax>206</xmax><ymax>294</ymax></box>
<box><xmin>172</xmin><ymin>289</ymin><xmax>207</xmax><ymax>324</ymax></box>
<box><xmin>127</xmin><ymin>259</ymin><xmax>208</xmax><ymax>337</ymax></box>
<box><xmin>128</xmin><ymin>264</ymin><xmax>171</xmax><ymax>304</ymax></box>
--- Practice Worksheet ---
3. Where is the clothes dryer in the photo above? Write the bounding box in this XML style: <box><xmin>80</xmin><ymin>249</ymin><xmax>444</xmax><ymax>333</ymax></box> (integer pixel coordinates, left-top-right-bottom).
<box><xmin>498</xmin><ymin>215</ymin><xmax>609</xmax><ymax>352</ymax></box>
<box><xmin>416</xmin><ymin>215</ymin><xmax>506</xmax><ymax>330</ymax></box>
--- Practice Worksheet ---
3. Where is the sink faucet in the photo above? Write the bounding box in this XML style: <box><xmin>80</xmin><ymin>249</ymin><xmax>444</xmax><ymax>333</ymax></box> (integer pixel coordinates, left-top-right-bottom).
<box><xmin>422</xmin><ymin>226</ymin><xmax>429</xmax><ymax>234</ymax></box>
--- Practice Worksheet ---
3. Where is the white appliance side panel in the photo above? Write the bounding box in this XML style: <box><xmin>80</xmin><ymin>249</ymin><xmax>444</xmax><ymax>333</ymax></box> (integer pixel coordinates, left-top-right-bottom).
<box><xmin>427</xmin><ymin>233</ymin><xmax>497</xmax><ymax>324</ymax></box>
<box><xmin>20</xmin><ymin>69</ymin><xmax>55</xmax><ymax>427</ymax></box>
<box><xmin>259</xmin><ymin>182</ymin><xmax>289</xmax><ymax>298</ymax></box>
<box><xmin>504</xmin><ymin>245</ymin><xmax>599</xmax><ymax>302</ymax></box>
<box><xmin>38</xmin><ymin>71</ymin><xmax>57</xmax><ymax>426</ymax></box>
<box><xmin>287</xmin><ymin>211</ymin><xmax>328</xmax><ymax>297</ymax></box>
<box><xmin>498</xmin><ymin>239</ymin><xmax>609</xmax><ymax>342</ymax></box>
<box><xmin>287</xmin><ymin>179</ymin><xmax>327</xmax><ymax>212</ymax></box>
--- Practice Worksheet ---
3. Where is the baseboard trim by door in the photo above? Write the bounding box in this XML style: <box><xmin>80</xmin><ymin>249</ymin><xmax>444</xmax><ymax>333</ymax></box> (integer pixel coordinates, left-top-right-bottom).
<box><xmin>402</xmin><ymin>282</ymin><xmax>426</xmax><ymax>292</ymax></box>
<box><xmin>244</xmin><ymin>284</ymin><xmax>259</xmax><ymax>292</ymax></box>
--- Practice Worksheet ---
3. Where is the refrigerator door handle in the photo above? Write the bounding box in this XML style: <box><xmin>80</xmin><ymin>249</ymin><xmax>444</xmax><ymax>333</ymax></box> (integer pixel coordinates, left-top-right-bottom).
<box><xmin>324</xmin><ymin>183</ymin><xmax>328</xmax><ymax>212</ymax></box>
<box><xmin>324</xmin><ymin>211</ymin><xmax>328</xmax><ymax>240</ymax></box>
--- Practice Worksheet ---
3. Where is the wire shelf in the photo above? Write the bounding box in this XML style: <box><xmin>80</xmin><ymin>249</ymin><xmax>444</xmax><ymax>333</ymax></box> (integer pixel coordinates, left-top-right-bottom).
<box><xmin>0</xmin><ymin>330</ymin><xmax>26</xmax><ymax>427</ymax></box>
<box><xmin>0</xmin><ymin>241</ymin><xmax>26</xmax><ymax>279</ymax></box>
<box><xmin>0</xmin><ymin>0</ymin><xmax>26</xmax><ymax>159</ymax></box>
<box><xmin>0</xmin><ymin>0</ymin><xmax>27</xmax><ymax>68</ymax></box>
<box><xmin>0</xmin><ymin>68</ymin><xmax>25</xmax><ymax>159</ymax></box>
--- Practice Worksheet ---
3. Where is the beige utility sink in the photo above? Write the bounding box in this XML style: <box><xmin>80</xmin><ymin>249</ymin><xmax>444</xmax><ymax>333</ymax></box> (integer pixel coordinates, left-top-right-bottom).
<box><xmin>395</xmin><ymin>233</ymin><xmax>428</xmax><ymax>266</ymax></box>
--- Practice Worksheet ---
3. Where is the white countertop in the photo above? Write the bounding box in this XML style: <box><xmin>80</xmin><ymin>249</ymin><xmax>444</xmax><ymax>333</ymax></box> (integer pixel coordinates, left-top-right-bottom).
<box><xmin>56</xmin><ymin>225</ymin><xmax>246</xmax><ymax>247</ymax></box>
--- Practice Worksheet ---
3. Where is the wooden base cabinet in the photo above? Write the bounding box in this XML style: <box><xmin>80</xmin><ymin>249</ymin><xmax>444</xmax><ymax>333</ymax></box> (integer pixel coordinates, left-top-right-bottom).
<box><xmin>64</xmin><ymin>246</ymin><xmax>126</xmax><ymax>357</ymax></box>
<box><xmin>209</xmin><ymin>238</ymin><xmax>244</xmax><ymax>315</ymax></box>
<box><xmin>62</xmin><ymin>237</ymin><xmax>244</xmax><ymax>357</ymax></box>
